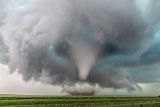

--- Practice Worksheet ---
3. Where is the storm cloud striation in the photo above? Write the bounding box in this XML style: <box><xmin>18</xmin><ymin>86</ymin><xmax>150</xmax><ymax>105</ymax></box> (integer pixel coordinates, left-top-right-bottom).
<box><xmin>0</xmin><ymin>0</ymin><xmax>160</xmax><ymax>91</ymax></box>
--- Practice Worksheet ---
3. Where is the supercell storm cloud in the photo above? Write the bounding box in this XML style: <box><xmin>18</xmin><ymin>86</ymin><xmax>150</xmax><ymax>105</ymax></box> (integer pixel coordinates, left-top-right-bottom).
<box><xmin>0</xmin><ymin>0</ymin><xmax>160</xmax><ymax>91</ymax></box>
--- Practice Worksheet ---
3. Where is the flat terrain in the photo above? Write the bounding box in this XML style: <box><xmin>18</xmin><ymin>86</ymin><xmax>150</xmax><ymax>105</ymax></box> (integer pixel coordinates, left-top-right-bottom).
<box><xmin>0</xmin><ymin>95</ymin><xmax>160</xmax><ymax>107</ymax></box>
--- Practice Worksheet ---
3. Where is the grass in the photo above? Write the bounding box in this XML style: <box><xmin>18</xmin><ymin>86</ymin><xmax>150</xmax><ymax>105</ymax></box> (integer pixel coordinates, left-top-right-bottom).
<box><xmin>0</xmin><ymin>95</ymin><xmax>160</xmax><ymax>107</ymax></box>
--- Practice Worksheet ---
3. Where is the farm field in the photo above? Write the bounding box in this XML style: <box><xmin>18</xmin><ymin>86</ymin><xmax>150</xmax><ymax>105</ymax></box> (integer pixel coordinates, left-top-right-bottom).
<box><xmin>0</xmin><ymin>95</ymin><xmax>160</xmax><ymax>107</ymax></box>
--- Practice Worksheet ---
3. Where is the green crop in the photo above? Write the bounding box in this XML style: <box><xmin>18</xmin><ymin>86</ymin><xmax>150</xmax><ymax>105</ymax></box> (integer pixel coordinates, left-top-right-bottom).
<box><xmin>0</xmin><ymin>95</ymin><xmax>160</xmax><ymax>107</ymax></box>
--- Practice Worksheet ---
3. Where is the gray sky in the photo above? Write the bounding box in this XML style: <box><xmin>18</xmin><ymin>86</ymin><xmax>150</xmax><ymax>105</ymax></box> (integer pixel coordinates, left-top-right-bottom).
<box><xmin>0</xmin><ymin>0</ymin><xmax>160</xmax><ymax>95</ymax></box>
<box><xmin>0</xmin><ymin>64</ymin><xmax>62</xmax><ymax>95</ymax></box>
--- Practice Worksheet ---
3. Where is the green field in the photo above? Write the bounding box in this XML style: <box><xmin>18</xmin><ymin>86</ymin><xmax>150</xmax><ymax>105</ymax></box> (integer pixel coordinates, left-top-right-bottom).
<box><xmin>0</xmin><ymin>95</ymin><xmax>160</xmax><ymax>107</ymax></box>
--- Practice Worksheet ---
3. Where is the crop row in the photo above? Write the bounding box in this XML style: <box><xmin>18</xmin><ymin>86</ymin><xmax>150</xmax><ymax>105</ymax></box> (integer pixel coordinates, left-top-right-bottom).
<box><xmin>0</xmin><ymin>99</ymin><xmax>160</xmax><ymax>106</ymax></box>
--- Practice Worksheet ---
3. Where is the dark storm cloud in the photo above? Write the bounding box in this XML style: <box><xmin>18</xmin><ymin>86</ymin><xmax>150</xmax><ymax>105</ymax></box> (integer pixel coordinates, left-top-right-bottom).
<box><xmin>87</xmin><ymin>68</ymin><xmax>139</xmax><ymax>91</ymax></box>
<box><xmin>0</xmin><ymin>37</ymin><xmax>9</xmax><ymax>64</ymax></box>
<box><xmin>0</xmin><ymin>0</ymin><xmax>160</xmax><ymax>91</ymax></box>
<box><xmin>127</xmin><ymin>64</ymin><xmax>160</xmax><ymax>83</ymax></box>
